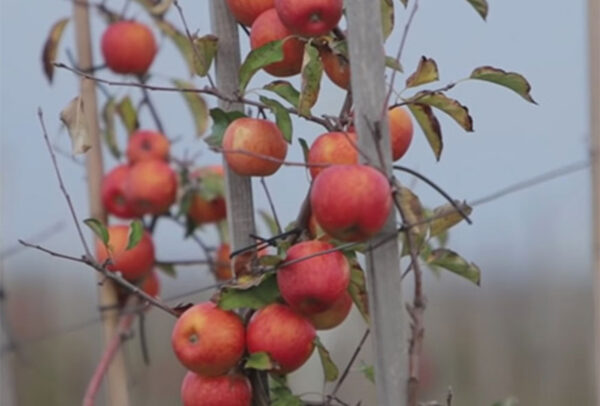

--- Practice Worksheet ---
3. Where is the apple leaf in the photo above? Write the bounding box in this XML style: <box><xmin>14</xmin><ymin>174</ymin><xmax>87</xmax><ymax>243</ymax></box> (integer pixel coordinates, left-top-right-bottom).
<box><xmin>381</xmin><ymin>0</ymin><xmax>395</xmax><ymax>39</ymax></box>
<box><xmin>60</xmin><ymin>96</ymin><xmax>92</xmax><ymax>154</ymax></box>
<box><xmin>270</xmin><ymin>377</ymin><xmax>303</xmax><ymax>406</ymax></box>
<box><xmin>193</xmin><ymin>34</ymin><xmax>218</xmax><ymax>77</ymax></box>
<box><xmin>101</xmin><ymin>99</ymin><xmax>121</xmax><ymax>159</ymax></box>
<box><xmin>407</xmin><ymin>103</ymin><xmax>442</xmax><ymax>160</ymax></box>
<box><xmin>470</xmin><ymin>66</ymin><xmax>536</xmax><ymax>103</ymax></box>
<box><xmin>258</xmin><ymin>255</ymin><xmax>284</xmax><ymax>267</ymax></box>
<box><xmin>359</xmin><ymin>361</ymin><xmax>375</xmax><ymax>383</ymax></box>
<box><xmin>173</xmin><ymin>80</ymin><xmax>209</xmax><ymax>137</ymax></box>
<box><xmin>263</xmin><ymin>80</ymin><xmax>300</xmax><ymax>108</ymax></box>
<box><xmin>466</xmin><ymin>0</ymin><xmax>489</xmax><ymax>20</ymax></box>
<box><xmin>42</xmin><ymin>17</ymin><xmax>69</xmax><ymax>83</ymax></box>
<box><xmin>298</xmin><ymin>44</ymin><xmax>323</xmax><ymax>117</ymax></box>
<box><xmin>196</xmin><ymin>171</ymin><xmax>225</xmax><ymax>201</ymax></box>
<box><xmin>426</xmin><ymin>248</ymin><xmax>481</xmax><ymax>286</ymax></box>
<box><xmin>155</xmin><ymin>19</ymin><xmax>196</xmax><ymax>75</ymax></box>
<box><xmin>259</xmin><ymin>96</ymin><xmax>293</xmax><ymax>143</ymax></box>
<box><xmin>239</xmin><ymin>40</ymin><xmax>285</xmax><ymax>93</ymax></box>
<box><xmin>217</xmin><ymin>272</ymin><xmax>280</xmax><ymax>310</ymax></box>
<box><xmin>204</xmin><ymin>108</ymin><xmax>246</xmax><ymax>148</ymax></box>
<box><xmin>385</xmin><ymin>56</ymin><xmax>403</xmax><ymax>72</ymax></box>
<box><xmin>116</xmin><ymin>96</ymin><xmax>139</xmax><ymax>136</ymax></box>
<box><xmin>245</xmin><ymin>351</ymin><xmax>274</xmax><ymax>370</ymax></box>
<box><xmin>315</xmin><ymin>337</ymin><xmax>339</xmax><ymax>381</ymax></box>
<box><xmin>395</xmin><ymin>186</ymin><xmax>427</xmax><ymax>256</ymax></box>
<box><xmin>298</xmin><ymin>138</ymin><xmax>310</xmax><ymax>165</ymax></box>
<box><xmin>429</xmin><ymin>201</ymin><xmax>473</xmax><ymax>237</ymax></box>
<box><xmin>96</xmin><ymin>5</ymin><xmax>121</xmax><ymax>24</ymax></box>
<box><xmin>348</xmin><ymin>261</ymin><xmax>369</xmax><ymax>324</ymax></box>
<box><xmin>133</xmin><ymin>0</ymin><xmax>173</xmax><ymax>17</ymax></box>
<box><xmin>491</xmin><ymin>397</ymin><xmax>519</xmax><ymax>406</ymax></box>
<box><xmin>84</xmin><ymin>218</ymin><xmax>109</xmax><ymax>246</ymax></box>
<box><xmin>126</xmin><ymin>220</ymin><xmax>144</xmax><ymax>250</ymax></box>
<box><xmin>412</xmin><ymin>92</ymin><xmax>474</xmax><ymax>132</ymax></box>
<box><xmin>406</xmin><ymin>57</ymin><xmax>439</xmax><ymax>88</ymax></box>
<box><xmin>259</xmin><ymin>209</ymin><xmax>280</xmax><ymax>237</ymax></box>
<box><xmin>156</xmin><ymin>262</ymin><xmax>177</xmax><ymax>278</ymax></box>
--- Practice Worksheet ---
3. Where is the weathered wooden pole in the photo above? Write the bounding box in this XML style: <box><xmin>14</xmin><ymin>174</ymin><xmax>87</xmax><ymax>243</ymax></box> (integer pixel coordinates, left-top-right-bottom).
<box><xmin>346</xmin><ymin>0</ymin><xmax>407</xmax><ymax>404</ymax></box>
<box><xmin>72</xmin><ymin>1</ymin><xmax>130</xmax><ymax>405</ymax></box>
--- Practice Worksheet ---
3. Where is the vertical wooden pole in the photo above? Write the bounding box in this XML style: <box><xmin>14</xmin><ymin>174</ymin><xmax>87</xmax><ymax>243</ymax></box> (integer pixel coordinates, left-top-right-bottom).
<box><xmin>346</xmin><ymin>1</ymin><xmax>407</xmax><ymax>405</ymax></box>
<box><xmin>72</xmin><ymin>2</ymin><xmax>130</xmax><ymax>405</ymax></box>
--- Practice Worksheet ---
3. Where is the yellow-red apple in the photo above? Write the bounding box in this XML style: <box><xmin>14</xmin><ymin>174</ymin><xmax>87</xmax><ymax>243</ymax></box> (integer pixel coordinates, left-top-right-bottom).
<box><xmin>101</xmin><ymin>21</ymin><xmax>157</xmax><ymax>75</ymax></box>
<box><xmin>126</xmin><ymin>130</ymin><xmax>170</xmax><ymax>163</ymax></box>
<box><xmin>126</xmin><ymin>160</ymin><xmax>178</xmax><ymax>216</ymax></box>
<box><xmin>215</xmin><ymin>243</ymin><xmax>232</xmax><ymax>281</ymax></box>
<box><xmin>304</xmin><ymin>291</ymin><xmax>352</xmax><ymax>330</ymax></box>
<box><xmin>225</xmin><ymin>0</ymin><xmax>274</xmax><ymax>26</ymax></box>
<box><xmin>101</xmin><ymin>165</ymin><xmax>136</xmax><ymax>219</ymax></box>
<box><xmin>275</xmin><ymin>0</ymin><xmax>343</xmax><ymax>37</ymax></box>
<box><xmin>308</xmin><ymin>131</ymin><xmax>358</xmax><ymax>179</ymax></box>
<box><xmin>388</xmin><ymin>106</ymin><xmax>414</xmax><ymax>161</ymax></box>
<box><xmin>320</xmin><ymin>47</ymin><xmax>351</xmax><ymax>89</ymax></box>
<box><xmin>188</xmin><ymin>166</ymin><xmax>227</xmax><ymax>225</ymax></box>
<box><xmin>180</xmin><ymin>372</ymin><xmax>252</xmax><ymax>406</ymax></box>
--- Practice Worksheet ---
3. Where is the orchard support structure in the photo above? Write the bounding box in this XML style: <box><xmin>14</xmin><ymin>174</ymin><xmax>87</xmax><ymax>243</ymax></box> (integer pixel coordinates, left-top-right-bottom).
<box><xmin>72</xmin><ymin>1</ymin><xmax>130</xmax><ymax>405</ymax></box>
<box><xmin>346</xmin><ymin>0</ymin><xmax>408</xmax><ymax>405</ymax></box>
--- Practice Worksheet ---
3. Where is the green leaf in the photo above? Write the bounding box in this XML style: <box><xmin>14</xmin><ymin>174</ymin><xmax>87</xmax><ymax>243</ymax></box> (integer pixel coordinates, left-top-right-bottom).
<box><xmin>315</xmin><ymin>337</ymin><xmax>339</xmax><ymax>382</ymax></box>
<box><xmin>429</xmin><ymin>201</ymin><xmax>473</xmax><ymax>237</ymax></box>
<box><xmin>116</xmin><ymin>96</ymin><xmax>139</xmax><ymax>136</ymax></box>
<box><xmin>156</xmin><ymin>262</ymin><xmax>177</xmax><ymax>278</ymax></box>
<box><xmin>84</xmin><ymin>218</ymin><xmax>109</xmax><ymax>246</ymax></box>
<box><xmin>406</xmin><ymin>57</ymin><xmax>439</xmax><ymax>88</ymax></box>
<box><xmin>348</xmin><ymin>261</ymin><xmax>369</xmax><ymax>324</ymax></box>
<box><xmin>259</xmin><ymin>209</ymin><xmax>280</xmax><ymax>237</ymax></box>
<box><xmin>258</xmin><ymin>255</ymin><xmax>284</xmax><ymax>267</ymax></box>
<box><xmin>385</xmin><ymin>56</ymin><xmax>403</xmax><ymax>72</ymax></box>
<box><xmin>101</xmin><ymin>98</ymin><xmax>121</xmax><ymax>159</ymax></box>
<box><xmin>259</xmin><ymin>96</ymin><xmax>292</xmax><ymax>143</ymax></box>
<box><xmin>426</xmin><ymin>248</ymin><xmax>481</xmax><ymax>286</ymax></box>
<box><xmin>412</xmin><ymin>92</ymin><xmax>473</xmax><ymax>132</ymax></box>
<box><xmin>380</xmin><ymin>0</ymin><xmax>394</xmax><ymax>39</ymax></box>
<box><xmin>407</xmin><ymin>103</ymin><xmax>442</xmax><ymax>160</ymax></box>
<box><xmin>204</xmin><ymin>108</ymin><xmax>246</xmax><ymax>148</ymax></box>
<box><xmin>491</xmin><ymin>397</ymin><xmax>519</xmax><ymax>406</ymax></box>
<box><xmin>133</xmin><ymin>0</ymin><xmax>173</xmax><ymax>17</ymax></box>
<box><xmin>466</xmin><ymin>0</ymin><xmax>489</xmax><ymax>20</ymax></box>
<box><xmin>155</xmin><ymin>19</ymin><xmax>196</xmax><ymax>75</ymax></box>
<box><xmin>263</xmin><ymin>81</ymin><xmax>300</xmax><ymax>108</ymax></box>
<box><xmin>193</xmin><ymin>34</ymin><xmax>218</xmax><ymax>77</ymax></box>
<box><xmin>217</xmin><ymin>272</ymin><xmax>280</xmax><ymax>310</ymax></box>
<box><xmin>359</xmin><ymin>361</ymin><xmax>375</xmax><ymax>383</ymax></box>
<box><xmin>42</xmin><ymin>17</ymin><xmax>69</xmax><ymax>83</ymax></box>
<box><xmin>196</xmin><ymin>170</ymin><xmax>225</xmax><ymax>201</ymax></box>
<box><xmin>470</xmin><ymin>66</ymin><xmax>536</xmax><ymax>103</ymax></box>
<box><xmin>270</xmin><ymin>378</ymin><xmax>303</xmax><ymax>406</ymax></box>
<box><xmin>239</xmin><ymin>40</ymin><xmax>285</xmax><ymax>92</ymax></box>
<box><xmin>245</xmin><ymin>351</ymin><xmax>274</xmax><ymax>370</ymax></box>
<box><xmin>173</xmin><ymin>80</ymin><xmax>209</xmax><ymax>137</ymax></box>
<box><xmin>298</xmin><ymin>44</ymin><xmax>323</xmax><ymax>117</ymax></box>
<box><xmin>298</xmin><ymin>138</ymin><xmax>310</xmax><ymax>164</ymax></box>
<box><xmin>126</xmin><ymin>220</ymin><xmax>144</xmax><ymax>250</ymax></box>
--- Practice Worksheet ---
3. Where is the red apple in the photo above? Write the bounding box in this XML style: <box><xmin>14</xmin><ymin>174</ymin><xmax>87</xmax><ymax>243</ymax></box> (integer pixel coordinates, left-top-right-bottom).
<box><xmin>246</xmin><ymin>303</ymin><xmax>315</xmax><ymax>373</ymax></box>
<box><xmin>250</xmin><ymin>9</ymin><xmax>305</xmax><ymax>77</ymax></box>
<box><xmin>308</xmin><ymin>131</ymin><xmax>358</xmax><ymax>179</ymax></box>
<box><xmin>275</xmin><ymin>0</ymin><xmax>343</xmax><ymax>37</ymax></box>
<box><xmin>95</xmin><ymin>224</ymin><xmax>155</xmax><ymax>281</ymax></box>
<box><xmin>215</xmin><ymin>243</ymin><xmax>233</xmax><ymax>281</ymax></box>
<box><xmin>277</xmin><ymin>240</ymin><xmax>350</xmax><ymax>314</ymax></box>
<box><xmin>304</xmin><ymin>291</ymin><xmax>352</xmax><ymax>330</ymax></box>
<box><xmin>310</xmin><ymin>164</ymin><xmax>392</xmax><ymax>242</ymax></box>
<box><xmin>225</xmin><ymin>0</ymin><xmax>274</xmax><ymax>26</ymax></box>
<box><xmin>320</xmin><ymin>47</ymin><xmax>351</xmax><ymax>89</ymax></box>
<box><xmin>222</xmin><ymin>118</ymin><xmax>288</xmax><ymax>176</ymax></box>
<box><xmin>126</xmin><ymin>160</ymin><xmax>178</xmax><ymax>216</ymax></box>
<box><xmin>171</xmin><ymin>302</ymin><xmax>245</xmax><ymax>376</ymax></box>
<box><xmin>188</xmin><ymin>166</ymin><xmax>227</xmax><ymax>225</ymax></box>
<box><xmin>181</xmin><ymin>372</ymin><xmax>252</xmax><ymax>406</ymax></box>
<box><xmin>388</xmin><ymin>106</ymin><xmax>414</xmax><ymax>161</ymax></box>
<box><xmin>101</xmin><ymin>21</ymin><xmax>157</xmax><ymax>75</ymax></box>
<box><xmin>101</xmin><ymin>165</ymin><xmax>136</xmax><ymax>219</ymax></box>
<box><xmin>126</xmin><ymin>130</ymin><xmax>170</xmax><ymax>163</ymax></box>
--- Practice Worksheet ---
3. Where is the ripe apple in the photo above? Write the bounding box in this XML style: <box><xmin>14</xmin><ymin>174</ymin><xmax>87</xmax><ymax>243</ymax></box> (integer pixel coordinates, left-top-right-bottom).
<box><xmin>275</xmin><ymin>0</ymin><xmax>343</xmax><ymax>37</ymax></box>
<box><xmin>171</xmin><ymin>302</ymin><xmax>245</xmax><ymax>376</ymax></box>
<box><xmin>307</xmin><ymin>213</ymin><xmax>332</xmax><ymax>242</ymax></box>
<box><xmin>126</xmin><ymin>130</ymin><xmax>170</xmax><ymax>163</ymax></box>
<box><xmin>246</xmin><ymin>303</ymin><xmax>315</xmax><ymax>373</ymax></box>
<box><xmin>222</xmin><ymin>118</ymin><xmax>288</xmax><ymax>176</ymax></box>
<box><xmin>225</xmin><ymin>0</ymin><xmax>274</xmax><ymax>26</ymax></box>
<box><xmin>187</xmin><ymin>166</ymin><xmax>227</xmax><ymax>225</ymax></box>
<box><xmin>101</xmin><ymin>21</ymin><xmax>157</xmax><ymax>75</ymax></box>
<box><xmin>95</xmin><ymin>224</ymin><xmax>155</xmax><ymax>281</ymax></box>
<box><xmin>101</xmin><ymin>165</ymin><xmax>136</xmax><ymax>219</ymax></box>
<box><xmin>308</xmin><ymin>131</ymin><xmax>358</xmax><ymax>179</ymax></box>
<box><xmin>277</xmin><ymin>240</ymin><xmax>350</xmax><ymax>314</ymax></box>
<box><xmin>388</xmin><ymin>106</ymin><xmax>414</xmax><ymax>161</ymax></box>
<box><xmin>125</xmin><ymin>160</ymin><xmax>178</xmax><ymax>216</ymax></box>
<box><xmin>304</xmin><ymin>291</ymin><xmax>352</xmax><ymax>330</ymax></box>
<box><xmin>310</xmin><ymin>164</ymin><xmax>392</xmax><ymax>242</ymax></box>
<box><xmin>215</xmin><ymin>243</ymin><xmax>232</xmax><ymax>281</ymax></box>
<box><xmin>181</xmin><ymin>372</ymin><xmax>252</xmax><ymax>406</ymax></box>
<box><xmin>250</xmin><ymin>9</ymin><xmax>305</xmax><ymax>77</ymax></box>
<box><xmin>320</xmin><ymin>47</ymin><xmax>350</xmax><ymax>89</ymax></box>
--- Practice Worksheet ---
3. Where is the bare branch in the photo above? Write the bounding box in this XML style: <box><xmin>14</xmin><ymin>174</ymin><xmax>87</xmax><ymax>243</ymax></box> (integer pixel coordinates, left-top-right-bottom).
<box><xmin>260</xmin><ymin>177</ymin><xmax>282</xmax><ymax>235</ymax></box>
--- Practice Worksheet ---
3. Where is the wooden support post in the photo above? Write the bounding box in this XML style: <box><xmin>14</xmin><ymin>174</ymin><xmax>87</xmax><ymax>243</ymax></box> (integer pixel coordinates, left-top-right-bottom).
<box><xmin>72</xmin><ymin>1</ymin><xmax>130</xmax><ymax>405</ymax></box>
<box><xmin>346</xmin><ymin>1</ymin><xmax>407</xmax><ymax>405</ymax></box>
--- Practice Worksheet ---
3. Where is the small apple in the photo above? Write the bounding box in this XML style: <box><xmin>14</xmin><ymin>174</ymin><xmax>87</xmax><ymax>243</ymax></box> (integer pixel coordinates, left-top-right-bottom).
<box><xmin>95</xmin><ymin>224</ymin><xmax>155</xmax><ymax>281</ymax></box>
<box><xmin>222</xmin><ymin>118</ymin><xmax>288</xmax><ymax>176</ymax></box>
<box><xmin>274</xmin><ymin>0</ymin><xmax>343</xmax><ymax>37</ymax></box>
<box><xmin>320</xmin><ymin>46</ymin><xmax>350</xmax><ymax>89</ymax></box>
<box><xmin>277</xmin><ymin>240</ymin><xmax>350</xmax><ymax>314</ymax></box>
<box><xmin>304</xmin><ymin>291</ymin><xmax>352</xmax><ymax>330</ymax></box>
<box><xmin>180</xmin><ymin>371</ymin><xmax>252</xmax><ymax>406</ymax></box>
<box><xmin>126</xmin><ymin>130</ymin><xmax>170</xmax><ymax>163</ymax></box>
<box><xmin>388</xmin><ymin>106</ymin><xmax>414</xmax><ymax>161</ymax></box>
<box><xmin>225</xmin><ymin>0</ymin><xmax>274</xmax><ymax>26</ymax></box>
<box><xmin>187</xmin><ymin>166</ymin><xmax>227</xmax><ymax>225</ymax></box>
<box><xmin>215</xmin><ymin>243</ymin><xmax>232</xmax><ymax>281</ymax></box>
<box><xmin>126</xmin><ymin>160</ymin><xmax>178</xmax><ymax>216</ymax></box>
<box><xmin>101</xmin><ymin>165</ymin><xmax>136</xmax><ymax>219</ymax></box>
<box><xmin>308</xmin><ymin>131</ymin><xmax>358</xmax><ymax>179</ymax></box>
<box><xmin>171</xmin><ymin>302</ymin><xmax>245</xmax><ymax>376</ymax></box>
<box><xmin>101</xmin><ymin>21</ymin><xmax>157</xmax><ymax>75</ymax></box>
<box><xmin>250</xmin><ymin>9</ymin><xmax>305</xmax><ymax>77</ymax></box>
<box><xmin>246</xmin><ymin>303</ymin><xmax>315</xmax><ymax>374</ymax></box>
<box><xmin>310</xmin><ymin>164</ymin><xmax>392</xmax><ymax>242</ymax></box>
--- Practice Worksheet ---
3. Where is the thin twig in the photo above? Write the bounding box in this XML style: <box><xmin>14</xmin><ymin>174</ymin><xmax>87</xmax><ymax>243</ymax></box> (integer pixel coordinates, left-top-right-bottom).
<box><xmin>260</xmin><ymin>178</ymin><xmax>282</xmax><ymax>235</ymax></box>
<box><xmin>213</xmin><ymin>147</ymin><xmax>330</xmax><ymax>168</ymax></box>
<box><xmin>139</xmin><ymin>79</ymin><xmax>165</xmax><ymax>134</ymax></box>
<box><xmin>327</xmin><ymin>329</ymin><xmax>371</xmax><ymax>404</ymax></box>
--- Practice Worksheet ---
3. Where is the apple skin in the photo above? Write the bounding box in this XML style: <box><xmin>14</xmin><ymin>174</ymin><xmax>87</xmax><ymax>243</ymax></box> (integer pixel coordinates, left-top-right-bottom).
<box><xmin>310</xmin><ymin>164</ymin><xmax>393</xmax><ymax>242</ymax></box>
<box><xmin>275</xmin><ymin>0</ymin><xmax>343</xmax><ymax>37</ymax></box>
<box><xmin>388</xmin><ymin>106</ymin><xmax>414</xmax><ymax>161</ymax></box>
<box><xmin>225</xmin><ymin>0</ymin><xmax>274</xmax><ymax>26</ymax></box>
<box><xmin>250</xmin><ymin>9</ymin><xmax>305</xmax><ymax>77</ymax></box>
<box><xmin>308</xmin><ymin>132</ymin><xmax>358</xmax><ymax>179</ymax></box>
<box><xmin>126</xmin><ymin>130</ymin><xmax>170</xmax><ymax>163</ymax></box>
<box><xmin>215</xmin><ymin>243</ymin><xmax>232</xmax><ymax>281</ymax></box>
<box><xmin>188</xmin><ymin>166</ymin><xmax>227</xmax><ymax>225</ymax></box>
<box><xmin>172</xmin><ymin>302</ymin><xmax>246</xmax><ymax>376</ymax></box>
<box><xmin>96</xmin><ymin>224</ymin><xmax>155</xmax><ymax>281</ymax></box>
<box><xmin>222</xmin><ymin>118</ymin><xmax>288</xmax><ymax>176</ymax></box>
<box><xmin>101</xmin><ymin>21</ymin><xmax>157</xmax><ymax>75</ymax></box>
<box><xmin>101</xmin><ymin>165</ymin><xmax>136</xmax><ymax>219</ymax></box>
<box><xmin>304</xmin><ymin>291</ymin><xmax>352</xmax><ymax>330</ymax></box>
<box><xmin>320</xmin><ymin>47</ymin><xmax>350</xmax><ymax>89</ymax></box>
<box><xmin>277</xmin><ymin>240</ymin><xmax>350</xmax><ymax>314</ymax></box>
<box><xmin>125</xmin><ymin>160</ymin><xmax>178</xmax><ymax>216</ymax></box>
<box><xmin>181</xmin><ymin>371</ymin><xmax>252</xmax><ymax>406</ymax></box>
<box><xmin>246</xmin><ymin>303</ymin><xmax>316</xmax><ymax>374</ymax></box>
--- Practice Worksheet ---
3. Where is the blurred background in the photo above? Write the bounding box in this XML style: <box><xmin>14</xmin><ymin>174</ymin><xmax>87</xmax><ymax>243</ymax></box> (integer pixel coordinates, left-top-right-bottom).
<box><xmin>0</xmin><ymin>0</ymin><xmax>594</xmax><ymax>405</ymax></box>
